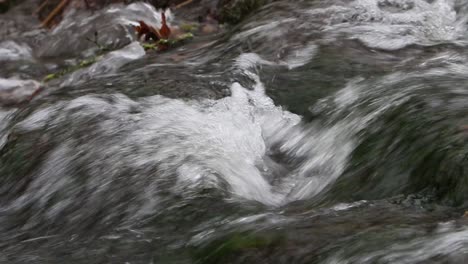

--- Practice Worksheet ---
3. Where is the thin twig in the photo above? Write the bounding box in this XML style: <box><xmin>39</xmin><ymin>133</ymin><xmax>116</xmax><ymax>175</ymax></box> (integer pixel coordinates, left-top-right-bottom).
<box><xmin>21</xmin><ymin>235</ymin><xmax>58</xmax><ymax>243</ymax></box>
<box><xmin>41</xmin><ymin>0</ymin><xmax>70</xmax><ymax>28</ymax></box>
<box><xmin>34</xmin><ymin>0</ymin><xmax>50</xmax><ymax>15</ymax></box>
<box><xmin>174</xmin><ymin>0</ymin><xmax>193</xmax><ymax>9</ymax></box>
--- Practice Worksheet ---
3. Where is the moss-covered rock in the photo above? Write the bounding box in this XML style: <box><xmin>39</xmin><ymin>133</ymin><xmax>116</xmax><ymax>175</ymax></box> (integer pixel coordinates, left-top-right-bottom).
<box><xmin>179</xmin><ymin>23</ymin><xmax>199</xmax><ymax>33</ymax></box>
<box><xmin>141</xmin><ymin>32</ymin><xmax>194</xmax><ymax>51</ymax></box>
<box><xmin>43</xmin><ymin>57</ymin><xmax>98</xmax><ymax>82</ymax></box>
<box><xmin>193</xmin><ymin>232</ymin><xmax>284</xmax><ymax>264</ymax></box>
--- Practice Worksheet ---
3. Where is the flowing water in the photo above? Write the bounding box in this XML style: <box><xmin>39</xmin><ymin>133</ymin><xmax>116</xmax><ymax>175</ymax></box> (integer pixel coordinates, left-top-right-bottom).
<box><xmin>1</xmin><ymin>0</ymin><xmax>468</xmax><ymax>263</ymax></box>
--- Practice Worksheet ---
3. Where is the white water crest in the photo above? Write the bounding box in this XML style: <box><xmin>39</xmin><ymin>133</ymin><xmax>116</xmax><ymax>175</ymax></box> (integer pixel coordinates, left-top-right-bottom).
<box><xmin>12</xmin><ymin>51</ymin><xmax>360</xmax><ymax>207</ymax></box>
<box><xmin>326</xmin><ymin>222</ymin><xmax>468</xmax><ymax>264</ymax></box>
<box><xmin>0</xmin><ymin>41</ymin><xmax>33</xmax><ymax>61</ymax></box>
<box><xmin>307</xmin><ymin>0</ymin><xmax>467</xmax><ymax>50</ymax></box>
<box><xmin>15</xmin><ymin>6</ymin><xmax>467</xmax><ymax>209</ymax></box>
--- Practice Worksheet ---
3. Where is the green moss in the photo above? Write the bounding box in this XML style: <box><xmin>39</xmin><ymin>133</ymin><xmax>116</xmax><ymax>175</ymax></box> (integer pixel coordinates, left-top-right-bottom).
<box><xmin>43</xmin><ymin>57</ymin><xmax>99</xmax><ymax>82</ymax></box>
<box><xmin>221</xmin><ymin>233</ymin><xmax>271</xmax><ymax>249</ymax></box>
<box><xmin>140</xmin><ymin>33</ymin><xmax>194</xmax><ymax>51</ymax></box>
<box><xmin>78</xmin><ymin>58</ymin><xmax>96</xmax><ymax>67</ymax></box>
<box><xmin>142</xmin><ymin>43</ymin><xmax>158</xmax><ymax>50</ymax></box>
<box><xmin>44</xmin><ymin>73</ymin><xmax>57</xmax><ymax>82</ymax></box>
<box><xmin>194</xmin><ymin>232</ymin><xmax>284</xmax><ymax>264</ymax></box>
<box><xmin>180</xmin><ymin>23</ymin><xmax>199</xmax><ymax>33</ymax></box>
<box><xmin>158</xmin><ymin>33</ymin><xmax>195</xmax><ymax>45</ymax></box>
<box><xmin>177</xmin><ymin>32</ymin><xmax>194</xmax><ymax>41</ymax></box>
<box><xmin>322</xmin><ymin>97</ymin><xmax>468</xmax><ymax>206</ymax></box>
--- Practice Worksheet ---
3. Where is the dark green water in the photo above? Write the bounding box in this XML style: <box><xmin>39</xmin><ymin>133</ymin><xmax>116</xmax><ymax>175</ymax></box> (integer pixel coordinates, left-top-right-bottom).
<box><xmin>0</xmin><ymin>0</ymin><xmax>468</xmax><ymax>263</ymax></box>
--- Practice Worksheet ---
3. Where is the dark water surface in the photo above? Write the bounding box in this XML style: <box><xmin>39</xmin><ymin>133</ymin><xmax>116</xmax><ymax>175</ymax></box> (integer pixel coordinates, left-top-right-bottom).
<box><xmin>1</xmin><ymin>0</ymin><xmax>468</xmax><ymax>263</ymax></box>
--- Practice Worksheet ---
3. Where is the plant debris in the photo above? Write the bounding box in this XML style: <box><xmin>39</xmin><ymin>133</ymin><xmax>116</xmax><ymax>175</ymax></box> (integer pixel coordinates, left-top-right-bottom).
<box><xmin>41</xmin><ymin>0</ymin><xmax>70</xmax><ymax>28</ymax></box>
<box><xmin>135</xmin><ymin>11</ymin><xmax>194</xmax><ymax>52</ymax></box>
<box><xmin>160</xmin><ymin>12</ymin><xmax>171</xmax><ymax>39</ymax></box>
<box><xmin>43</xmin><ymin>57</ymin><xmax>98</xmax><ymax>82</ymax></box>
<box><xmin>135</xmin><ymin>20</ymin><xmax>161</xmax><ymax>42</ymax></box>
<box><xmin>141</xmin><ymin>32</ymin><xmax>193</xmax><ymax>51</ymax></box>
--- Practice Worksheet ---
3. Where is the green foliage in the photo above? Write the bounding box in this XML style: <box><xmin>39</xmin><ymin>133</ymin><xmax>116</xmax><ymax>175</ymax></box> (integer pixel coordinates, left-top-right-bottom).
<box><xmin>78</xmin><ymin>58</ymin><xmax>96</xmax><ymax>67</ymax></box>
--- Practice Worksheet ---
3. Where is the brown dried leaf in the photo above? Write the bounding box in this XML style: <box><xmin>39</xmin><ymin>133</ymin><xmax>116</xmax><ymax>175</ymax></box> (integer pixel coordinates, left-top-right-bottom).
<box><xmin>134</xmin><ymin>20</ymin><xmax>161</xmax><ymax>41</ymax></box>
<box><xmin>159</xmin><ymin>12</ymin><xmax>171</xmax><ymax>39</ymax></box>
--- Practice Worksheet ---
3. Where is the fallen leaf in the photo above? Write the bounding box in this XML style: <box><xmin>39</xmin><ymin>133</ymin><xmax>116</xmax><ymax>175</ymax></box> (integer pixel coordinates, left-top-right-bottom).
<box><xmin>159</xmin><ymin>12</ymin><xmax>171</xmax><ymax>39</ymax></box>
<box><xmin>135</xmin><ymin>20</ymin><xmax>161</xmax><ymax>41</ymax></box>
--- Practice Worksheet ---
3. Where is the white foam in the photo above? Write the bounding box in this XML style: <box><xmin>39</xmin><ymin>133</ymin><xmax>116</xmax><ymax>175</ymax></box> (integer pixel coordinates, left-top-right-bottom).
<box><xmin>282</xmin><ymin>44</ymin><xmax>318</xmax><ymax>69</ymax></box>
<box><xmin>0</xmin><ymin>41</ymin><xmax>33</xmax><ymax>61</ymax></box>
<box><xmin>307</xmin><ymin>0</ymin><xmax>467</xmax><ymax>50</ymax></box>
<box><xmin>235</xmin><ymin>45</ymin><xmax>318</xmax><ymax>71</ymax></box>
<box><xmin>232</xmin><ymin>18</ymin><xmax>297</xmax><ymax>41</ymax></box>
<box><xmin>13</xmin><ymin>52</ymin><xmax>358</xmax><ymax>206</ymax></box>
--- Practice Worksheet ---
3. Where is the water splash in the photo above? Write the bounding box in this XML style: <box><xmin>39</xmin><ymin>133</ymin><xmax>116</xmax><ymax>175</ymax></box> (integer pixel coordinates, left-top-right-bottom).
<box><xmin>307</xmin><ymin>0</ymin><xmax>467</xmax><ymax>50</ymax></box>
<box><xmin>7</xmin><ymin>51</ymin><xmax>360</xmax><ymax>209</ymax></box>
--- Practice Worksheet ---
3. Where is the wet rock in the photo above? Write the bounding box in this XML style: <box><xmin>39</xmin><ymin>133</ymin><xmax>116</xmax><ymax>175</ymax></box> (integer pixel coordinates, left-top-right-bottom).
<box><xmin>0</xmin><ymin>0</ymin><xmax>23</xmax><ymax>14</ymax></box>
<box><xmin>218</xmin><ymin>0</ymin><xmax>274</xmax><ymax>24</ymax></box>
<box><xmin>0</xmin><ymin>0</ymin><xmax>10</xmax><ymax>13</ymax></box>
<box><xmin>0</xmin><ymin>78</ymin><xmax>42</xmax><ymax>106</ymax></box>
<box><xmin>200</xmin><ymin>23</ymin><xmax>218</xmax><ymax>34</ymax></box>
<box><xmin>36</xmin><ymin>3</ymin><xmax>160</xmax><ymax>58</ymax></box>
<box><xmin>0</xmin><ymin>0</ymin><xmax>41</xmax><ymax>39</ymax></box>
<box><xmin>60</xmin><ymin>41</ymin><xmax>145</xmax><ymax>87</ymax></box>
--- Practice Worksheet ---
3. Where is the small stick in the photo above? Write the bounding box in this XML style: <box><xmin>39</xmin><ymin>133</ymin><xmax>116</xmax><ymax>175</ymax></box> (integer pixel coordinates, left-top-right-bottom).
<box><xmin>34</xmin><ymin>0</ymin><xmax>50</xmax><ymax>15</ymax></box>
<box><xmin>174</xmin><ymin>0</ymin><xmax>193</xmax><ymax>9</ymax></box>
<box><xmin>41</xmin><ymin>0</ymin><xmax>70</xmax><ymax>28</ymax></box>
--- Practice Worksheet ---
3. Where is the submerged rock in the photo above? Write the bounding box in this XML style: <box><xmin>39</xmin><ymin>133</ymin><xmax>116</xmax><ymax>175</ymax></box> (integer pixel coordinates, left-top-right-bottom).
<box><xmin>218</xmin><ymin>0</ymin><xmax>273</xmax><ymax>24</ymax></box>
